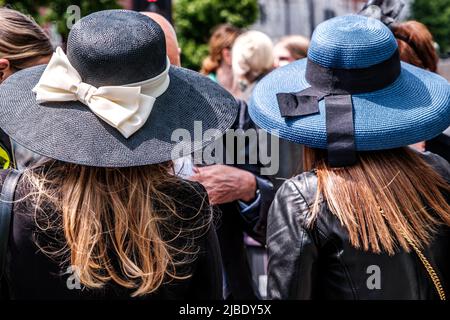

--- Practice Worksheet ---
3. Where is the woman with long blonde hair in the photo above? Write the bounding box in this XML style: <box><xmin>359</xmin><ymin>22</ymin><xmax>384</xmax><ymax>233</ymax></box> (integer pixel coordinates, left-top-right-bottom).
<box><xmin>249</xmin><ymin>15</ymin><xmax>450</xmax><ymax>299</ymax></box>
<box><xmin>0</xmin><ymin>10</ymin><xmax>238</xmax><ymax>299</ymax></box>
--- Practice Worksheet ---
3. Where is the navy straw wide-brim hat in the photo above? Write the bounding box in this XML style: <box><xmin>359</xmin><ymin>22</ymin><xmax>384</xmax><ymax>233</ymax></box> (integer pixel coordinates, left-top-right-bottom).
<box><xmin>0</xmin><ymin>10</ymin><xmax>238</xmax><ymax>167</ymax></box>
<box><xmin>249</xmin><ymin>15</ymin><xmax>450</xmax><ymax>163</ymax></box>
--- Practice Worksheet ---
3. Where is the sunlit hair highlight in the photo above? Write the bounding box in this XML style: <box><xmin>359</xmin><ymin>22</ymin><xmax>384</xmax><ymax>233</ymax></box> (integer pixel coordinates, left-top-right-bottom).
<box><xmin>303</xmin><ymin>147</ymin><xmax>450</xmax><ymax>255</ymax></box>
<box><xmin>23</xmin><ymin>161</ymin><xmax>211</xmax><ymax>297</ymax></box>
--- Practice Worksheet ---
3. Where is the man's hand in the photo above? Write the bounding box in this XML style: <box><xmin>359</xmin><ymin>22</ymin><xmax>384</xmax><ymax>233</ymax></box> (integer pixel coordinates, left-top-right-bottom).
<box><xmin>190</xmin><ymin>165</ymin><xmax>257</xmax><ymax>205</ymax></box>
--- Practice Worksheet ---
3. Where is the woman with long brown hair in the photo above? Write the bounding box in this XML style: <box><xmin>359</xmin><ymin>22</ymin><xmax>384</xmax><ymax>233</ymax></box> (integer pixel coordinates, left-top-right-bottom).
<box><xmin>249</xmin><ymin>15</ymin><xmax>450</xmax><ymax>299</ymax></box>
<box><xmin>200</xmin><ymin>24</ymin><xmax>241</xmax><ymax>92</ymax></box>
<box><xmin>231</xmin><ymin>30</ymin><xmax>274</xmax><ymax>102</ymax></box>
<box><xmin>0</xmin><ymin>10</ymin><xmax>238</xmax><ymax>299</ymax></box>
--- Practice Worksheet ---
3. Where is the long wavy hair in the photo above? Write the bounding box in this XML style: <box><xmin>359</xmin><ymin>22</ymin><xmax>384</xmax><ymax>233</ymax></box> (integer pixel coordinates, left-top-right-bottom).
<box><xmin>23</xmin><ymin>160</ymin><xmax>210</xmax><ymax>297</ymax></box>
<box><xmin>303</xmin><ymin>147</ymin><xmax>450</xmax><ymax>255</ymax></box>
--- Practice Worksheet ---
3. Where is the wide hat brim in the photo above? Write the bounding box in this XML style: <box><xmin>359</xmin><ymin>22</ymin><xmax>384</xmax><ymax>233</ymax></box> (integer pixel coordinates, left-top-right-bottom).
<box><xmin>0</xmin><ymin>64</ymin><xmax>238</xmax><ymax>167</ymax></box>
<box><xmin>249</xmin><ymin>59</ymin><xmax>450</xmax><ymax>151</ymax></box>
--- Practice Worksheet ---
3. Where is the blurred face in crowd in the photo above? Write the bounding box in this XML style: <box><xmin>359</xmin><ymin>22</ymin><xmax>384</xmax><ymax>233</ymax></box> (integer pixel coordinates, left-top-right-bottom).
<box><xmin>221</xmin><ymin>47</ymin><xmax>233</xmax><ymax>67</ymax></box>
<box><xmin>141</xmin><ymin>12</ymin><xmax>181</xmax><ymax>66</ymax></box>
<box><xmin>273</xmin><ymin>43</ymin><xmax>294</xmax><ymax>68</ymax></box>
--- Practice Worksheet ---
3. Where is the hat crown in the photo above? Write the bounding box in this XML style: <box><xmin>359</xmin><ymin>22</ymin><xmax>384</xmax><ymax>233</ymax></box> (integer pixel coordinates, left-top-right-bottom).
<box><xmin>67</xmin><ymin>10</ymin><xmax>167</xmax><ymax>88</ymax></box>
<box><xmin>308</xmin><ymin>15</ymin><xmax>398</xmax><ymax>69</ymax></box>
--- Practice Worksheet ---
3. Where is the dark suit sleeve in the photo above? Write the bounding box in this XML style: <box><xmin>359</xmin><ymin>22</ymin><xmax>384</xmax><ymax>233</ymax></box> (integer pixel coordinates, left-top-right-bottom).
<box><xmin>237</xmin><ymin>176</ymin><xmax>274</xmax><ymax>244</ymax></box>
<box><xmin>181</xmin><ymin>182</ymin><xmax>223</xmax><ymax>300</ymax></box>
<box><xmin>232</xmin><ymin>99</ymin><xmax>276</xmax><ymax>244</ymax></box>
<box><xmin>267</xmin><ymin>180</ymin><xmax>319</xmax><ymax>300</ymax></box>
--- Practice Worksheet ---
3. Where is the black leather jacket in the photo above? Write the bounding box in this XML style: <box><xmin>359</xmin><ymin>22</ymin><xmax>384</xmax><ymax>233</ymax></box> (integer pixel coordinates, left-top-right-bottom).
<box><xmin>267</xmin><ymin>151</ymin><xmax>450</xmax><ymax>300</ymax></box>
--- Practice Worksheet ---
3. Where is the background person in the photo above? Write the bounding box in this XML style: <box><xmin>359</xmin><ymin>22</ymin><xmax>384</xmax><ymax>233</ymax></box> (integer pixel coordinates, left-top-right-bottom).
<box><xmin>393</xmin><ymin>21</ymin><xmax>441</xmax><ymax>153</ymax></box>
<box><xmin>249</xmin><ymin>15</ymin><xmax>450</xmax><ymax>300</ymax></box>
<box><xmin>391</xmin><ymin>20</ymin><xmax>450</xmax><ymax>161</ymax></box>
<box><xmin>198</xmin><ymin>29</ymin><xmax>274</xmax><ymax>298</ymax></box>
<box><xmin>360</xmin><ymin>0</ymin><xmax>443</xmax><ymax>154</ymax></box>
<box><xmin>392</xmin><ymin>20</ymin><xmax>439</xmax><ymax>72</ymax></box>
<box><xmin>273</xmin><ymin>35</ymin><xmax>310</xmax><ymax>68</ymax></box>
<box><xmin>0</xmin><ymin>8</ymin><xmax>52</xmax><ymax>84</ymax></box>
<box><xmin>272</xmin><ymin>35</ymin><xmax>312</xmax><ymax>187</ymax></box>
<box><xmin>0</xmin><ymin>7</ymin><xmax>53</xmax><ymax>169</ymax></box>
<box><xmin>200</xmin><ymin>24</ymin><xmax>241</xmax><ymax>93</ymax></box>
<box><xmin>141</xmin><ymin>12</ymin><xmax>181</xmax><ymax>66</ymax></box>
<box><xmin>231</xmin><ymin>30</ymin><xmax>274</xmax><ymax>102</ymax></box>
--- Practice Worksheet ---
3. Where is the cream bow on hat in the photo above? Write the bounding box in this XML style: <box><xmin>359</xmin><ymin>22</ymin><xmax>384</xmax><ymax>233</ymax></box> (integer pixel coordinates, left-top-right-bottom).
<box><xmin>32</xmin><ymin>47</ymin><xmax>170</xmax><ymax>138</ymax></box>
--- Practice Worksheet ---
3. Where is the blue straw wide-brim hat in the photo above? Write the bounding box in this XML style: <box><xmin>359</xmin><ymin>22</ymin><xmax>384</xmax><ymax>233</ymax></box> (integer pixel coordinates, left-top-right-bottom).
<box><xmin>249</xmin><ymin>15</ymin><xmax>450</xmax><ymax>154</ymax></box>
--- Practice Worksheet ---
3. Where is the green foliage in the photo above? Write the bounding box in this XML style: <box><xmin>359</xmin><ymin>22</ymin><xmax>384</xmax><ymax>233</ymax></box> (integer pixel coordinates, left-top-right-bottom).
<box><xmin>1</xmin><ymin>0</ymin><xmax>120</xmax><ymax>39</ymax></box>
<box><xmin>1</xmin><ymin>0</ymin><xmax>260</xmax><ymax>69</ymax></box>
<box><xmin>412</xmin><ymin>0</ymin><xmax>450</xmax><ymax>54</ymax></box>
<box><xmin>174</xmin><ymin>0</ymin><xmax>259</xmax><ymax>70</ymax></box>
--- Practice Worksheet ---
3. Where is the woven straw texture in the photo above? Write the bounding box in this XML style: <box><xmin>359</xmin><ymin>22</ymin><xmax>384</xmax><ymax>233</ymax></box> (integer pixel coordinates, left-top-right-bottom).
<box><xmin>0</xmin><ymin>10</ymin><xmax>238</xmax><ymax>167</ymax></box>
<box><xmin>249</xmin><ymin>15</ymin><xmax>450</xmax><ymax>151</ymax></box>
